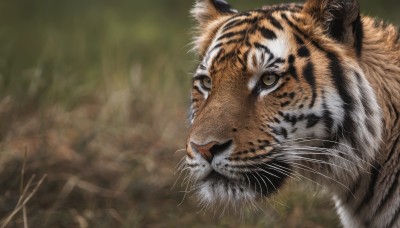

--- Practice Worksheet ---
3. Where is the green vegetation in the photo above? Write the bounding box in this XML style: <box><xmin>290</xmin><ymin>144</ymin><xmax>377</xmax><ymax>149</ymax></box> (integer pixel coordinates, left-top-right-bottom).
<box><xmin>0</xmin><ymin>0</ymin><xmax>398</xmax><ymax>227</ymax></box>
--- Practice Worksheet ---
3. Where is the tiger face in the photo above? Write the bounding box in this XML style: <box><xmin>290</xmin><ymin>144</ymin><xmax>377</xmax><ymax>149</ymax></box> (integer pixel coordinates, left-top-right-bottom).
<box><xmin>185</xmin><ymin>0</ymin><xmax>382</xmax><ymax>207</ymax></box>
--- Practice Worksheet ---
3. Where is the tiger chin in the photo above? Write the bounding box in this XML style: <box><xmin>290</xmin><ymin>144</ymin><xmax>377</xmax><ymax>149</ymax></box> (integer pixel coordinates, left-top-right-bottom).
<box><xmin>183</xmin><ymin>0</ymin><xmax>400</xmax><ymax>227</ymax></box>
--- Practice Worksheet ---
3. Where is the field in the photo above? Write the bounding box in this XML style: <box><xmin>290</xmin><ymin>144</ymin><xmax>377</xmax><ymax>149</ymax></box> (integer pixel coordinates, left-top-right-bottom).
<box><xmin>0</xmin><ymin>0</ymin><xmax>398</xmax><ymax>227</ymax></box>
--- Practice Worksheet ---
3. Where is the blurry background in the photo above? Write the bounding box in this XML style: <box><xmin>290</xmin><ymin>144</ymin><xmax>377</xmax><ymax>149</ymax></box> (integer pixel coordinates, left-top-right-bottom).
<box><xmin>0</xmin><ymin>0</ymin><xmax>398</xmax><ymax>227</ymax></box>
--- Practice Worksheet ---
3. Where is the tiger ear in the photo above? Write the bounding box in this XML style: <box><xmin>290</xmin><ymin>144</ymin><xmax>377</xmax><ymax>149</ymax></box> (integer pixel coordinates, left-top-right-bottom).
<box><xmin>191</xmin><ymin>0</ymin><xmax>238</xmax><ymax>29</ymax></box>
<box><xmin>303</xmin><ymin>0</ymin><xmax>363</xmax><ymax>54</ymax></box>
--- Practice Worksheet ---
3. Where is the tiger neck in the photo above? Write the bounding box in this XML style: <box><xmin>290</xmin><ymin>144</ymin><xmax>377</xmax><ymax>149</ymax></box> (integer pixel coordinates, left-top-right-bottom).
<box><xmin>331</xmin><ymin>17</ymin><xmax>400</xmax><ymax>227</ymax></box>
<box><xmin>359</xmin><ymin>16</ymin><xmax>400</xmax><ymax>162</ymax></box>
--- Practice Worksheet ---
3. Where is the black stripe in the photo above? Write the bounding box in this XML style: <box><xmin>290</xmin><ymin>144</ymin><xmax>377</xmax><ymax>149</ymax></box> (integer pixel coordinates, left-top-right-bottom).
<box><xmin>192</xmin><ymin>85</ymin><xmax>203</xmax><ymax>95</ymax></box>
<box><xmin>262</xmin><ymin>140</ymin><xmax>270</xmax><ymax>145</ymax></box>
<box><xmin>222</xmin><ymin>18</ymin><xmax>242</xmax><ymax>32</ymax></box>
<box><xmin>327</xmin><ymin>53</ymin><xmax>358</xmax><ymax>150</ymax></box>
<box><xmin>288</xmin><ymin>55</ymin><xmax>295</xmax><ymax>63</ymax></box>
<box><xmin>352</xmin><ymin>14</ymin><xmax>364</xmax><ymax>57</ymax></box>
<box><xmin>218</xmin><ymin>51</ymin><xmax>236</xmax><ymax>63</ymax></box>
<box><xmin>371</xmin><ymin>137</ymin><xmax>400</xmax><ymax>224</ymax></box>
<box><xmin>355</xmin><ymin>163</ymin><xmax>381</xmax><ymax>213</ymax></box>
<box><xmin>210</xmin><ymin>48</ymin><xmax>224</xmax><ymax>70</ymax></box>
<box><xmin>209</xmin><ymin>42</ymin><xmax>223</xmax><ymax>53</ymax></box>
<box><xmin>385</xmin><ymin>135</ymin><xmax>400</xmax><ymax>164</ymax></box>
<box><xmin>321</xmin><ymin>97</ymin><xmax>334</xmax><ymax>132</ymax></box>
<box><xmin>354</xmin><ymin>73</ymin><xmax>377</xmax><ymax>136</ymax></box>
<box><xmin>205</xmin><ymin>43</ymin><xmax>223</xmax><ymax>64</ymax></box>
<box><xmin>280</xmin><ymin>101</ymin><xmax>290</xmax><ymax>107</ymax></box>
<box><xmin>217</xmin><ymin>30</ymin><xmax>247</xmax><ymax>41</ymax></box>
<box><xmin>372</xmin><ymin>170</ymin><xmax>400</xmax><ymax>222</ymax></box>
<box><xmin>287</xmin><ymin>55</ymin><xmax>299</xmax><ymax>81</ymax></box>
<box><xmin>212</xmin><ymin>0</ymin><xmax>235</xmax><ymax>14</ymax></box>
<box><xmin>282</xmin><ymin>113</ymin><xmax>298</xmax><ymax>126</ymax></box>
<box><xmin>258</xmin><ymin>26</ymin><xmax>277</xmax><ymax>40</ymax></box>
<box><xmin>266</xmin><ymin>58</ymin><xmax>285</xmax><ymax>68</ymax></box>
<box><xmin>254</xmin><ymin>42</ymin><xmax>271</xmax><ymax>54</ymax></box>
<box><xmin>264</xmin><ymin>15</ymin><xmax>284</xmax><ymax>30</ymax></box>
<box><xmin>281</xmin><ymin>127</ymin><xmax>288</xmax><ymax>139</ymax></box>
<box><xmin>355</xmin><ymin>73</ymin><xmax>373</xmax><ymax>116</ymax></box>
<box><xmin>221</xmin><ymin>17</ymin><xmax>259</xmax><ymax>33</ymax></box>
<box><xmin>225</xmin><ymin>38</ymin><xmax>245</xmax><ymax>46</ymax></box>
<box><xmin>281</xmin><ymin>13</ymin><xmax>326</xmax><ymax>53</ymax></box>
<box><xmin>303</xmin><ymin>62</ymin><xmax>317</xmax><ymax>108</ymax></box>
<box><xmin>238</xmin><ymin>50</ymin><xmax>249</xmax><ymax>72</ymax></box>
<box><xmin>266</xmin><ymin>53</ymin><xmax>276</xmax><ymax>64</ymax></box>
<box><xmin>306</xmin><ymin>114</ymin><xmax>321</xmax><ymax>128</ymax></box>
<box><xmin>294</xmin><ymin>34</ymin><xmax>304</xmax><ymax>45</ymax></box>
<box><xmin>271</xmin><ymin>127</ymin><xmax>288</xmax><ymax>139</ymax></box>
<box><xmin>291</xmin><ymin>15</ymin><xmax>301</xmax><ymax>22</ymax></box>
<box><xmin>298</xmin><ymin>46</ymin><xmax>310</xmax><ymax>57</ymax></box>
<box><xmin>354</xmin><ymin>72</ymin><xmax>376</xmax><ymax>135</ymax></box>
<box><xmin>192</xmin><ymin>74</ymin><xmax>207</xmax><ymax>81</ymax></box>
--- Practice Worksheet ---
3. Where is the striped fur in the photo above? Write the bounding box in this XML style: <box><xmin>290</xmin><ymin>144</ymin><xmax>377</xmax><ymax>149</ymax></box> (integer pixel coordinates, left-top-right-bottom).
<box><xmin>182</xmin><ymin>0</ymin><xmax>400</xmax><ymax>227</ymax></box>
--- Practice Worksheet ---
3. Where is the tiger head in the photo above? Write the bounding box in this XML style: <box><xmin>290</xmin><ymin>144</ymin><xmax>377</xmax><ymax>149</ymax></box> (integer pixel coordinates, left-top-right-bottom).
<box><xmin>185</xmin><ymin>0</ymin><xmax>382</xmax><ymax>207</ymax></box>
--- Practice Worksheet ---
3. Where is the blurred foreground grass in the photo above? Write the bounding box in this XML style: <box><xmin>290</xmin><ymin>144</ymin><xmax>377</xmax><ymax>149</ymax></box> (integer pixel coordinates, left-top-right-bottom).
<box><xmin>0</xmin><ymin>0</ymin><xmax>398</xmax><ymax>227</ymax></box>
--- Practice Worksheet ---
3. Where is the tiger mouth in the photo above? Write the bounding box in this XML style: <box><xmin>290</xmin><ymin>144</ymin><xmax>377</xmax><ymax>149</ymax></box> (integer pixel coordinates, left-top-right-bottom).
<box><xmin>203</xmin><ymin>170</ymin><xmax>230</xmax><ymax>182</ymax></box>
<box><xmin>200</xmin><ymin>166</ymin><xmax>289</xmax><ymax>197</ymax></box>
<box><xmin>201</xmin><ymin>170</ymin><xmax>245</xmax><ymax>189</ymax></box>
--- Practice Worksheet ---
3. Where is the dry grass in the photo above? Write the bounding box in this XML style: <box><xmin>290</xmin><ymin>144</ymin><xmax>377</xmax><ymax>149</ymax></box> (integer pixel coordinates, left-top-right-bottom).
<box><xmin>1</xmin><ymin>150</ymin><xmax>46</xmax><ymax>228</ymax></box>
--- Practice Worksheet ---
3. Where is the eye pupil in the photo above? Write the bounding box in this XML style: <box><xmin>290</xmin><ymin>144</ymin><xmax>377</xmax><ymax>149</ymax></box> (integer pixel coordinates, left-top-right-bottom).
<box><xmin>262</xmin><ymin>74</ymin><xmax>278</xmax><ymax>87</ymax></box>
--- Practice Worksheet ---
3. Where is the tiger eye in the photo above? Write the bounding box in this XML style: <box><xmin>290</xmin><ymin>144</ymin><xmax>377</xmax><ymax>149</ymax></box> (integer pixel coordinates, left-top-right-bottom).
<box><xmin>262</xmin><ymin>74</ymin><xmax>279</xmax><ymax>88</ymax></box>
<box><xmin>201</xmin><ymin>77</ymin><xmax>212</xmax><ymax>90</ymax></box>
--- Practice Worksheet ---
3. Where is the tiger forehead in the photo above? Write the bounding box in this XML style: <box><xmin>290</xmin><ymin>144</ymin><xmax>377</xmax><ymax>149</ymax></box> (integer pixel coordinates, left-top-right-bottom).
<box><xmin>199</xmin><ymin>10</ymin><xmax>297</xmax><ymax>76</ymax></box>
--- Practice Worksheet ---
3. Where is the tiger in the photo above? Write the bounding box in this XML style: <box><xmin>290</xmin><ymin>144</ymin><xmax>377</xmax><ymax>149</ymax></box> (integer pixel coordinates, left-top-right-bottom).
<box><xmin>181</xmin><ymin>0</ymin><xmax>400</xmax><ymax>227</ymax></box>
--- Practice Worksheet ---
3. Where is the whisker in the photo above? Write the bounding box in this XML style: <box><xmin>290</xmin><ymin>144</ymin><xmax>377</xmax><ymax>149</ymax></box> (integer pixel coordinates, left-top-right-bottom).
<box><xmin>285</xmin><ymin>156</ymin><xmax>351</xmax><ymax>173</ymax></box>
<box><xmin>174</xmin><ymin>156</ymin><xmax>189</xmax><ymax>175</ymax></box>
<box><xmin>179</xmin><ymin>173</ymin><xmax>199</xmax><ymax>206</ymax></box>
<box><xmin>171</xmin><ymin>165</ymin><xmax>189</xmax><ymax>190</ymax></box>
<box><xmin>276</xmin><ymin>152</ymin><xmax>353</xmax><ymax>172</ymax></box>
<box><xmin>268</xmin><ymin>163</ymin><xmax>326</xmax><ymax>189</ymax></box>
<box><xmin>281</xmin><ymin>161</ymin><xmax>354</xmax><ymax>198</ymax></box>
<box><xmin>249</xmin><ymin>172</ymin><xmax>264</xmax><ymax>198</ymax></box>
<box><xmin>220</xmin><ymin>194</ymin><xmax>231</xmax><ymax>218</ymax></box>
<box><xmin>268</xmin><ymin>137</ymin><xmax>356</xmax><ymax>151</ymax></box>
<box><xmin>255</xmin><ymin>171</ymin><xmax>271</xmax><ymax>194</ymax></box>
<box><xmin>174</xmin><ymin>148</ymin><xmax>187</xmax><ymax>155</ymax></box>
<box><xmin>262</xmin><ymin>163</ymin><xmax>298</xmax><ymax>180</ymax></box>
<box><xmin>279</xmin><ymin>145</ymin><xmax>374</xmax><ymax>169</ymax></box>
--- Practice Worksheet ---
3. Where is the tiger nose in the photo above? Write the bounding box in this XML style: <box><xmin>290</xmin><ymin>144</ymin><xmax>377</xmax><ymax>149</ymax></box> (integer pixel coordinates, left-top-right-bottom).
<box><xmin>190</xmin><ymin>140</ymin><xmax>233</xmax><ymax>163</ymax></box>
